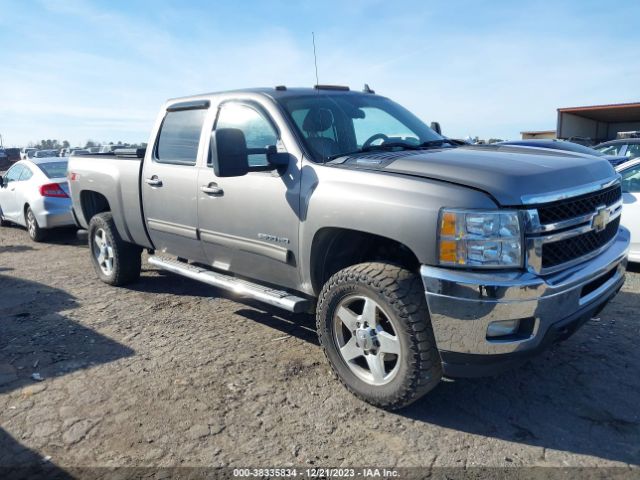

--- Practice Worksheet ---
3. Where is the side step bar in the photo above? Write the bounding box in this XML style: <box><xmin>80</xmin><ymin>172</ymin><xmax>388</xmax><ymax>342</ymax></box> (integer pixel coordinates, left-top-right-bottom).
<box><xmin>148</xmin><ymin>256</ymin><xmax>311</xmax><ymax>313</ymax></box>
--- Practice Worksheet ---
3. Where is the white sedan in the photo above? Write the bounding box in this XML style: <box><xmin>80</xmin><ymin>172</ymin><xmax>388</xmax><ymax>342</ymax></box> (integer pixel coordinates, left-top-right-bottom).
<box><xmin>617</xmin><ymin>158</ymin><xmax>640</xmax><ymax>262</ymax></box>
<box><xmin>0</xmin><ymin>157</ymin><xmax>75</xmax><ymax>241</ymax></box>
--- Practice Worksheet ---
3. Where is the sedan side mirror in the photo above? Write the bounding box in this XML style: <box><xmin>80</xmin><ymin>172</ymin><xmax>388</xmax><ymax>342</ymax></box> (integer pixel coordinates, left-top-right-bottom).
<box><xmin>211</xmin><ymin>128</ymin><xmax>249</xmax><ymax>177</ymax></box>
<box><xmin>430</xmin><ymin>121</ymin><xmax>442</xmax><ymax>135</ymax></box>
<box><xmin>0</xmin><ymin>176</ymin><xmax>3</xmax><ymax>187</ymax></box>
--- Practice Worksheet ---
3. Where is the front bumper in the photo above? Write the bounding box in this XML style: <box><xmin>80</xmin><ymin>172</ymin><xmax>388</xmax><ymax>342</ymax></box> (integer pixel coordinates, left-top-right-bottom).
<box><xmin>422</xmin><ymin>227</ymin><xmax>630</xmax><ymax>377</ymax></box>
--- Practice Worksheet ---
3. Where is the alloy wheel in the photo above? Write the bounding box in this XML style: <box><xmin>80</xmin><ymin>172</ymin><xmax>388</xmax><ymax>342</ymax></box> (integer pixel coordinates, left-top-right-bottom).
<box><xmin>333</xmin><ymin>294</ymin><xmax>402</xmax><ymax>386</ymax></box>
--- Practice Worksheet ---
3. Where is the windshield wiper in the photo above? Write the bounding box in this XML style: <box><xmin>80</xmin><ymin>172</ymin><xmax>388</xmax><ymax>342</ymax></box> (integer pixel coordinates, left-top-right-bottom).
<box><xmin>326</xmin><ymin>142</ymin><xmax>422</xmax><ymax>161</ymax></box>
<box><xmin>326</xmin><ymin>139</ymin><xmax>452</xmax><ymax>161</ymax></box>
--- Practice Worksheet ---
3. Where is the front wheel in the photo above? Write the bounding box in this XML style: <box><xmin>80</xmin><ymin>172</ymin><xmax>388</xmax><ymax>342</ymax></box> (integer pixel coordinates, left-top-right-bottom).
<box><xmin>316</xmin><ymin>262</ymin><xmax>442</xmax><ymax>410</ymax></box>
<box><xmin>88</xmin><ymin>212</ymin><xmax>142</xmax><ymax>286</ymax></box>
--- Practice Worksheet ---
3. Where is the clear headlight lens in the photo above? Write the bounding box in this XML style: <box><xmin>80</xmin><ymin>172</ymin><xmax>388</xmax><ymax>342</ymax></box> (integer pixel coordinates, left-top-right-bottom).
<box><xmin>438</xmin><ymin>209</ymin><xmax>522</xmax><ymax>268</ymax></box>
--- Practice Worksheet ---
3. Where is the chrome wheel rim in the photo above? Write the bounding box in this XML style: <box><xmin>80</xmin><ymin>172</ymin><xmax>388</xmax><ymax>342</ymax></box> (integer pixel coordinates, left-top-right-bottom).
<box><xmin>27</xmin><ymin>210</ymin><xmax>37</xmax><ymax>237</ymax></box>
<box><xmin>333</xmin><ymin>294</ymin><xmax>401</xmax><ymax>386</ymax></box>
<box><xmin>93</xmin><ymin>228</ymin><xmax>114</xmax><ymax>276</ymax></box>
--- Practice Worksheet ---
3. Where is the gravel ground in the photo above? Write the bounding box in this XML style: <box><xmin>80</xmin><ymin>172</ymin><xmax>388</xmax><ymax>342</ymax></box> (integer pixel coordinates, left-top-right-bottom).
<box><xmin>0</xmin><ymin>223</ymin><xmax>639</xmax><ymax>474</ymax></box>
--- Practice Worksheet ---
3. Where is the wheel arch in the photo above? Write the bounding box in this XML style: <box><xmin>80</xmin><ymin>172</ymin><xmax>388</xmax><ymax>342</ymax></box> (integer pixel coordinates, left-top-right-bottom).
<box><xmin>79</xmin><ymin>190</ymin><xmax>111</xmax><ymax>225</ymax></box>
<box><xmin>309</xmin><ymin>227</ymin><xmax>421</xmax><ymax>295</ymax></box>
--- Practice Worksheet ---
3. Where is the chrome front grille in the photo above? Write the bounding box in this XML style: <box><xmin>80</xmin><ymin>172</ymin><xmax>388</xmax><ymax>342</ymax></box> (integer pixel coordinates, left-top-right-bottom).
<box><xmin>524</xmin><ymin>179</ymin><xmax>623</xmax><ymax>274</ymax></box>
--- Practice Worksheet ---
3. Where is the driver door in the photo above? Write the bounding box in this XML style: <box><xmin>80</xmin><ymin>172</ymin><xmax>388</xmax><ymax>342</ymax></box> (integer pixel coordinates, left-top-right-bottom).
<box><xmin>197</xmin><ymin>101</ymin><xmax>302</xmax><ymax>290</ymax></box>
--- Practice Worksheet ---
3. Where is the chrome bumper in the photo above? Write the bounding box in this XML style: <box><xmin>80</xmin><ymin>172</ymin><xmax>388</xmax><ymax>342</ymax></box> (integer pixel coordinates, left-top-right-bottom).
<box><xmin>421</xmin><ymin>227</ymin><xmax>630</xmax><ymax>357</ymax></box>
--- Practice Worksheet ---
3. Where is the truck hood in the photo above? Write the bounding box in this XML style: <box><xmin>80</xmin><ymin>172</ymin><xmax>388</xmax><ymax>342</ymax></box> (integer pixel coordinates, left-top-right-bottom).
<box><xmin>335</xmin><ymin>145</ymin><xmax>616</xmax><ymax>205</ymax></box>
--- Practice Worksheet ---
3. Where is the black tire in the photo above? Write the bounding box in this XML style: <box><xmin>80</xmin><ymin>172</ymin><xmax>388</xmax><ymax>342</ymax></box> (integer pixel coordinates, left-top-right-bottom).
<box><xmin>25</xmin><ymin>206</ymin><xmax>47</xmax><ymax>242</ymax></box>
<box><xmin>317</xmin><ymin>262</ymin><xmax>442</xmax><ymax>410</ymax></box>
<box><xmin>88</xmin><ymin>212</ymin><xmax>142</xmax><ymax>286</ymax></box>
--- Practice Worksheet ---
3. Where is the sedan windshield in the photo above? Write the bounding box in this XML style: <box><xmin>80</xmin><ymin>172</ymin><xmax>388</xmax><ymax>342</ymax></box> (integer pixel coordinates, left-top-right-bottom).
<box><xmin>279</xmin><ymin>93</ymin><xmax>446</xmax><ymax>162</ymax></box>
<box><xmin>38</xmin><ymin>161</ymin><xmax>68</xmax><ymax>179</ymax></box>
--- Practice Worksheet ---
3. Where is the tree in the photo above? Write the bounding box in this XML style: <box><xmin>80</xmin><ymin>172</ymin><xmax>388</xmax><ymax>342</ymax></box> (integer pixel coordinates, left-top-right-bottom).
<box><xmin>62</xmin><ymin>140</ymin><xmax>70</xmax><ymax>148</ymax></box>
<box><xmin>85</xmin><ymin>140</ymin><xmax>97</xmax><ymax>148</ymax></box>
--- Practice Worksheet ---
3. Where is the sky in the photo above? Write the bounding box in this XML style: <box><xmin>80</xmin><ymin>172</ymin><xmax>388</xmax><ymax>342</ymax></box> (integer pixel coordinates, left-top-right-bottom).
<box><xmin>1</xmin><ymin>0</ymin><xmax>639</xmax><ymax>147</ymax></box>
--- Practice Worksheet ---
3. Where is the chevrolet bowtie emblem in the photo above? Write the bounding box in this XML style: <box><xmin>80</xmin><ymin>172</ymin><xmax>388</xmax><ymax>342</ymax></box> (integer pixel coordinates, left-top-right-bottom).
<box><xmin>592</xmin><ymin>206</ymin><xmax>610</xmax><ymax>233</ymax></box>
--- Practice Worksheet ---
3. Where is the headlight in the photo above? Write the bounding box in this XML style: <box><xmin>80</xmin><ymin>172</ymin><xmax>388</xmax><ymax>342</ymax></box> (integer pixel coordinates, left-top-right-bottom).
<box><xmin>438</xmin><ymin>208</ymin><xmax>522</xmax><ymax>268</ymax></box>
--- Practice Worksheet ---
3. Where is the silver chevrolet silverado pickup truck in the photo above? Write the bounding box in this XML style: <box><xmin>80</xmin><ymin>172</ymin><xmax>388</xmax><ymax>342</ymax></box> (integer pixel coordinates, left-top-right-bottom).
<box><xmin>68</xmin><ymin>85</ymin><xmax>629</xmax><ymax>409</ymax></box>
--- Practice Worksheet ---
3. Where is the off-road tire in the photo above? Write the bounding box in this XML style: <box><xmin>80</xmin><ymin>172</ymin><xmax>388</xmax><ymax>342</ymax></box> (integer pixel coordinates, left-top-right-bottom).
<box><xmin>316</xmin><ymin>262</ymin><xmax>442</xmax><ymax>410</ymax></box>
<box><xmin>25</xmin><ymin>206</ymin><xmax>47</xmax><ymax>242</ymax></box>
<box><xmin>88</xmin><ymin>212</ymin><xmax>142</xmax><ymax>286</ymax></box>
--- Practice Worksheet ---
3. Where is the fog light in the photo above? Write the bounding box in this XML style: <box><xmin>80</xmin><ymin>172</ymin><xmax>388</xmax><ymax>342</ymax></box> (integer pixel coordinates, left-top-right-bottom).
<box><xmin>487</xmin><ymin>319</ymin><xmax>520</xmax><ymax>338</ymax></box>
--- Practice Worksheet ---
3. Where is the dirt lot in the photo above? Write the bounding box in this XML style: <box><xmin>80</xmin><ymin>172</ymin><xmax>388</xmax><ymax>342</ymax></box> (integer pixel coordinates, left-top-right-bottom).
<box><xmin>1</xmin><ymin>223</ymin><xmax>639</xmax><ymax>474</ymax></box>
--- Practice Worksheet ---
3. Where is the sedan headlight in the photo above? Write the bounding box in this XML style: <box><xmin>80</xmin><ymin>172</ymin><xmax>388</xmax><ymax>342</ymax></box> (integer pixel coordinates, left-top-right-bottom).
<box><xmin>438</xmin><ymin>209</ymin><xmax>523</xmax><ymax>268</ymax></box>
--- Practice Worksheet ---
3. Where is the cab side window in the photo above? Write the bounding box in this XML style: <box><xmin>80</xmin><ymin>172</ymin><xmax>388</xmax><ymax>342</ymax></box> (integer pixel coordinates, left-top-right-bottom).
<box><xmin>155</xmin><ymin>108</ymin><xmax>207</xmax><ymax>166</ymax></box>
<box><xmin>4</xmin><ymin>164</ymin><xmax>25</xmax><ymax>183</ymax></box>
<box><xmin>215</xmin><ymin>103</ymin><xmax>278</xmax><ymax>167</ymax></box>
<box><xmin>621</xmin><ymin>164</ymin><xmax>640</xmax><ymax>193</ymax></box>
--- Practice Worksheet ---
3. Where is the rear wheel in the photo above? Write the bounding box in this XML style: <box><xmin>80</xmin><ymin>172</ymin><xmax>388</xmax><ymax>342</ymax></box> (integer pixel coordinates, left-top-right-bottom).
<box><xmin>316</xmin><ymin>262</ymin><xmax>442</xmax><ymax>410</ymax></box>
<box><xmin>25</xmin><ymin>206</ymin><xmax>46</xmax><ymax>242</ymax></box>
<box><xmin>88</xmin><ymin>212</ymin><xmax>142</xmax><ymax>286</ymax></box>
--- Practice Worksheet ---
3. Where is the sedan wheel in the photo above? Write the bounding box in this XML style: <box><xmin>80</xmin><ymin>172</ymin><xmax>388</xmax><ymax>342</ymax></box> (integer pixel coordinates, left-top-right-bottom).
<box><xmin>25</xmin><ymin>206</ymin><xmax>46</xmax><ymax>242</ymax></box>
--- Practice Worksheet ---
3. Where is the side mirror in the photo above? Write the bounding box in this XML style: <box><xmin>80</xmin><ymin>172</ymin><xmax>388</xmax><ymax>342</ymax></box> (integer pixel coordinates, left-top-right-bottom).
<box><xmin>0</xmin><ymin>176</ymin><xmax>3</xmax><ymax>187</ymax></box>
<box><xmin>211</xmin><ymin>128</ymin><xmax>249</xmax><ymax>177</ymax></box>
<box><xmin>266</xmin><ymin>145</ymin><xmax>290</xmax><ymax>167</ymax></box>
<box><xmin>430</xmin><ymin>121</ymin><xmax>442</xmax><ymax>135</ymax></box>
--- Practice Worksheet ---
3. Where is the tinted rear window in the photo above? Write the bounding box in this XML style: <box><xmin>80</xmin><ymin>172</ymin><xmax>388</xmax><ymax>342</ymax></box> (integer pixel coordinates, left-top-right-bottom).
<box><xmin>155</xmin><ymin>109</ymin><xmax>207</xmax><ymax>165</ymax></box>
<box><xmin>38</xmin><ymin>161</ymin><xmax>68</xmax><ymax>178</ymax></box>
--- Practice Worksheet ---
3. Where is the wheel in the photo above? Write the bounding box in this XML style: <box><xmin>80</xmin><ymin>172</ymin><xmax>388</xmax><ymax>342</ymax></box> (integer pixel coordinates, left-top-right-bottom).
<box><xmin>25</xmin><ymin>206</ymin><xmax>47</xmax><ymax>242</ymax></box>
<box><xmin>0</xmin><ymin>207</ymin><xmax>9</xmax><ymax>226</ymax></box>
<box><xmin>88</xmin><ymin>212</ymin><xmax>142</xmax><ymax>286</ymax></box>
<box><xmin>317</xmin><ymin>262</ymin><xmax>442</xmax><ymax>410</ymax></box>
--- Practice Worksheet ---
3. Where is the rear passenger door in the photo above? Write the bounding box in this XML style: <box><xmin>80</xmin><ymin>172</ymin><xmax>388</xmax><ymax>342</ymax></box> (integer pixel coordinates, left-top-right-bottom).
<box><xmin>141</xmin><ymin>102</ymin><xmax>209</xmax><ymax>261</ymax></box>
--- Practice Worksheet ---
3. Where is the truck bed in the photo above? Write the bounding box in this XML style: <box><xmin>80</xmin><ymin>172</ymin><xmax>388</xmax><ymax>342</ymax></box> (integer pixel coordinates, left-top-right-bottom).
<box><xmin>68</xmin><ymin>150</ymin><xmax>153</xmax><ymax>249</ymax></box>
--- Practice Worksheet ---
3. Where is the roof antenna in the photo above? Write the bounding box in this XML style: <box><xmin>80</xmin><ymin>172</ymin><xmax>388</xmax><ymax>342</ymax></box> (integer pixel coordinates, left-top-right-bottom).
<box><xmin>312</xmin><ymin>32</ymin><xmax>320</xmax><ymax>88</ymax></box>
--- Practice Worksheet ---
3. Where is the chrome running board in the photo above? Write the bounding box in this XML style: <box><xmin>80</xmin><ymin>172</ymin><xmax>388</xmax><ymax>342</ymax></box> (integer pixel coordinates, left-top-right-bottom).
<box><xmin>148</xmin><ymin>256</ymin><xmax>311</xmax><ymax>313</ymax></box>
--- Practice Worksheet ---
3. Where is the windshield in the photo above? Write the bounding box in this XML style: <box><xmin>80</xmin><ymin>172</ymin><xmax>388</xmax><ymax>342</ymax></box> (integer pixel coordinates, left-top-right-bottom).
<box><xmin>38</xmin><ymin>161</ymin><xmax>67</xmax><ymax>178</ymax></box>
<box><xmin>279</xmin><ymin>93</ymin><xmax>444</xmax><ymax>162</ymax></box>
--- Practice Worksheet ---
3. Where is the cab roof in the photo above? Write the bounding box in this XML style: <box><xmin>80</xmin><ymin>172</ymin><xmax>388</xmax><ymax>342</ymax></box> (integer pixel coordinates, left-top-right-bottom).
<box><xmin>167</xmin><ymin>86</ymin><xmax>377</xmax><ymax>104</ymax></box>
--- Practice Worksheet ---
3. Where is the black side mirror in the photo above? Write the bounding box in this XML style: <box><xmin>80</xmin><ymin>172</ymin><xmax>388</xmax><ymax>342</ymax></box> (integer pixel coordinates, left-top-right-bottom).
<box><xmin>266</xmin><ymin>145</ymin><xmax>290</xmax><ymax>167</ymax></box>
<box><xmin>0</xmin><ymin>176</ymin><xmax>3</xmax><ymax>187</ymax></box>
<box><xmin>211</xmin><ymin>128</ymin><xmax>249</xmax><ymax>177</ymax></box>
<box><xmin>430</xmin><ymin>121</ymin><xmax>442</xmax><ymax>135</ymax></box>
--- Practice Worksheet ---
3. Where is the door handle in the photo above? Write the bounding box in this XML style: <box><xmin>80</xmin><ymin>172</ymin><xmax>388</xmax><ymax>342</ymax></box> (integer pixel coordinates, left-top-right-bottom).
<box><xmin>200</xmin><ymin>184</ymin><xmax>224</xmax><ymax>196</ymax></box>
<box><xmin>145</xmin><ymin>177</ymin><xmax>163</xmax><ymax>187</ymax></box>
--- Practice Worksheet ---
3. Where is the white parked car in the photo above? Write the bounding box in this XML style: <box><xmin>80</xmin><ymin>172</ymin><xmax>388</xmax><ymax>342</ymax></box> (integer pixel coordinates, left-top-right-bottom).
<box><xmin>20</xmin><ymin>147</ymin><xmax>38</xmax><ymax>160</ymax></box>
<box><xmin>0</xmin><ymin>158</ymin><xmax>75</xmax><ymax>241</ymax></box>
<box><xmin>617</xmin><ymin>158</ymin><xmax>640</xmax><ymax>262</ymax></box>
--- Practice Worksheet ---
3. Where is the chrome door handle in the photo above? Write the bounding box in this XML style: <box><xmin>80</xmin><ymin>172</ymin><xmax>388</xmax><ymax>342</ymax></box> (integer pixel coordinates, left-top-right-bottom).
<box><xmin>200</xmin><ymin>185</ymin><xmax>224</xmax><ymax>196</ymax></box>
<box><xmin>145</xmin><ymin>177</ymin><xmax>163</xmax><ymax>187</ymax></box>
